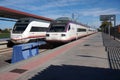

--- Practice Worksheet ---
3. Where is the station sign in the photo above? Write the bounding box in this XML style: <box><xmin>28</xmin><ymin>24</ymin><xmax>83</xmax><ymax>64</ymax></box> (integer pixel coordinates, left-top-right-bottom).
<box><xmin>100</xmin><ymin>15</ymin><xmax>115</xmax><ymax>21</ymax></box>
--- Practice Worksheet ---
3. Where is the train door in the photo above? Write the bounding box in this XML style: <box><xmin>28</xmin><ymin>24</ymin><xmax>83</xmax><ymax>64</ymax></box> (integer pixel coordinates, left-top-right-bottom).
<box><xmin>67</xmin><ymin>24</ymin><xmax>76</xmax><ymax>40</ymax></box>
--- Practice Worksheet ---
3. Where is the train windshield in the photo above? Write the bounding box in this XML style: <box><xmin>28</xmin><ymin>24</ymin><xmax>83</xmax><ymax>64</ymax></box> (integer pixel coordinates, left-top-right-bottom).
<box><xmin>12</xmin><ymin>24</ymin><xmax>28</xmax><ymax>33</ymax></box>
<box><xmin>48</xmin><ymin>24</ymin><xmax>66</xmax><ymax>32</ymax></box>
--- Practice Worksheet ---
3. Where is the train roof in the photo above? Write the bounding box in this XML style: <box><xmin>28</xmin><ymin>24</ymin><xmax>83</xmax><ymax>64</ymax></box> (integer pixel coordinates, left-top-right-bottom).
<box><xmin>56</xmin><ymin>17</ymin><xmax>73</xmax><ymax>21</ymax></box>
<box><xmin>54</xmin><ymin>17</ymin><xmax>90</xmax><ymax>28</ymax></box>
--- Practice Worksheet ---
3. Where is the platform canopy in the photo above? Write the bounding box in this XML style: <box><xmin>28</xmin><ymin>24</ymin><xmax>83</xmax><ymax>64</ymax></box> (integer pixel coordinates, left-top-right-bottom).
<box><xmin>0</xmin><ymin>6</ymin><xmax>52</xmax><ymax>21</ymax></box>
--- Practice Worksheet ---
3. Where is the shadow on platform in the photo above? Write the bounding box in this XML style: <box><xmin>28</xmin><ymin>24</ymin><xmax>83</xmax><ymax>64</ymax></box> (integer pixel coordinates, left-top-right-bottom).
<box><xmin>29</xmin><ymin>65</ymin><xmax>120</xmax><ymax>80</ymax></box>
<box><xmin>77</xmin><ymin>55</ymin><xmax>107</xmax><ymax>60</ymax></box>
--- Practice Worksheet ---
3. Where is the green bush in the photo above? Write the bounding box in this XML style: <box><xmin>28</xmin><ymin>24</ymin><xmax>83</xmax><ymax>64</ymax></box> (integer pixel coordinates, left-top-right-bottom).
<box><xmin>0</xmin><ymin>33</ymin><xmax>10</xmax><ymax>38</ymax></box>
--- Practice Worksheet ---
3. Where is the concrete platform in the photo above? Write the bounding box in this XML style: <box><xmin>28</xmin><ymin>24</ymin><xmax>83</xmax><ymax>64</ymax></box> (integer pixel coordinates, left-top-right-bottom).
<box><xmin>0</xmin><ymin>32</ymin><xmax>120</xmax><ymax>80</ymax></box>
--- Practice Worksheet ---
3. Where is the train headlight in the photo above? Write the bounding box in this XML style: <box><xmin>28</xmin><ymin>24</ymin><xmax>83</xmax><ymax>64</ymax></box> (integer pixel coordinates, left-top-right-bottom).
<box><xmin>46</xmin><ymin>34</ymin><xmax>49</xmax><ymax>37</ymax></box>
<box><xmin>61</xmin><ymin>34</ymin><xmax>66</xmax><ymax>36</ymax></box>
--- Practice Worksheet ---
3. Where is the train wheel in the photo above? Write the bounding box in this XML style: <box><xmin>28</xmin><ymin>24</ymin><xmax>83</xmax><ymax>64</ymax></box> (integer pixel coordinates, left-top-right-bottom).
<box><xmin>7</xmin><ymin>40</ymin><xmax>14</xmax><ymax>47</ymax></box>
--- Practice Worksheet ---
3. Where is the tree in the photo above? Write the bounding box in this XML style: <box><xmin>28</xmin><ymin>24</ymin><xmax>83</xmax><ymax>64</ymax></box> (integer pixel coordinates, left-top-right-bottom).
<box><xmin>0</xmin><ymin>28</ymin><xmax>2</xmax><ymax>31</ymax></box>
<box><xmin>100</xmin><ymin>21</ymin><xmax>112</xmax><ymax>33</ymax></box>
<box><xmin>2</xmin><ymin>28</ymin><xmax>10</xmax><ymax>33</ymax></box>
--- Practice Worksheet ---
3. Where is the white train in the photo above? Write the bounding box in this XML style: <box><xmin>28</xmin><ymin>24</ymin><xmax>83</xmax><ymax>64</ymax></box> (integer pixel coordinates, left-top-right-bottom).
<box><xmin>46</xmin><ymin>17</ymin><xmax>96</xmax><ymax>43</ymax></box>
<box><xmin>11</xmin><ymin>18</ymin><xmax>50</xmax><ymax>44</ymax></box>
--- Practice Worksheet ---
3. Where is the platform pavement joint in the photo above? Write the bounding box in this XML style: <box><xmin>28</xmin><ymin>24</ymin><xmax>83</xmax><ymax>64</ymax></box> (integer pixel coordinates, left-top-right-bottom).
<box><xmin>102</xmin><ymin>33</ymin><xmax>120</xmax><ymax>70</ymax></box>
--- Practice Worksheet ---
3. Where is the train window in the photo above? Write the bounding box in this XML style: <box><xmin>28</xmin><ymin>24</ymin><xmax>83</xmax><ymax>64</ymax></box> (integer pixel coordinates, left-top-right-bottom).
<box><xmin>77</xmin><ymin>28</ymin><xmax>86</xmax><ymax>32</ymax></box>
<box><xmin>49</xmin><ymin>26</ymin><xmax>66</xmax><ymax>32</ymax></box>
<box><xmin>30</xmin><ymin>27</ymin><xmax>48</xmax><ymax>32</ymax></box>
<box><xmin>89</xmin><ymin>29</ymin><xmax>92</xmax><ymax>31</ymax></box>
<box><xmin>12</xmin><ymin>24</ymin><xmax>28</xmax><ymax>33</ymax></box>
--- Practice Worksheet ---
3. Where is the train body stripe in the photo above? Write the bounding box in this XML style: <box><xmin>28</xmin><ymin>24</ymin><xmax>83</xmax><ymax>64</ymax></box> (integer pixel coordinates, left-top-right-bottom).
<box><xmin>11</xmin><ymin>35</ymin><xmax>46</xmax><ymax>41</ymax></box>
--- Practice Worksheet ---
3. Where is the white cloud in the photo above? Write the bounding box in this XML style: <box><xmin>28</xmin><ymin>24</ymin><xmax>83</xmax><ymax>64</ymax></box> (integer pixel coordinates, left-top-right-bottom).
<box><xmin>77</xmin><ymin>8</ymin><xmax>120</xmax><ymax>17</ymax></box>
<box><xmin>0</xmin><ymin>0</ymin><xmax>37</xmax><ymax>6</ymax></box>
<box><xmin>41</xmin><ymin>8</ymin><xmax>120</xmax><ymax>21</ymax></box>
<box><xmin>0</xmin><ymin>0</ymin><xmax>81</xmax><ymax>11</ymax></box>
<box><xmin>2</xmin><ymin>0</ymin><xmax>119</xmax><ymax>18</ymax></box>
<box><xmin>0</xmin><ymin>0</ymin><xmax>120</xmax><ymax>28</ymax></box>
<box><xmin>0</xmin><ymin>0</ymin><xmax>40</xmax><ymax>12</ymax></box>
<box><xmin>37</xmin><ymin>0</ymin><xmax>83</xmax><ymax>10</ymax></box>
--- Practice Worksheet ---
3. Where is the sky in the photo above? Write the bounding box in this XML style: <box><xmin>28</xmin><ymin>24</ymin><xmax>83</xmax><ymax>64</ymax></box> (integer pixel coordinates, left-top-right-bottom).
<box><xmin>0</xmin><ymin>0</ymin><xmax>120</xmax><ymax>29</ymax></box>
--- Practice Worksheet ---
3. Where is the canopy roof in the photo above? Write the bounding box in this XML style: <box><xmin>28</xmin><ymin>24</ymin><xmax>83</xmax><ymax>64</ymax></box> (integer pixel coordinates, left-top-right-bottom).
<box><xmin>0</xmin><ymin>6</ymin><xmax>52</xmax><ymax>21</ymax></box>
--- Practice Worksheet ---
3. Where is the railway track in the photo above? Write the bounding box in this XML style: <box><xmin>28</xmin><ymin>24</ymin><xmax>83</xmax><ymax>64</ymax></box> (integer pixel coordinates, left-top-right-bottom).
<box><xmin>0</xmin><ymin>48</ymin><xmax>47</xmax><ymax>55</ymax></box>
<box><xmin>0</xmin><ymin>47</ymin><xmax>12</xmax><ymax>68</ymax></box>
<box><xmin>0</xmin><ymin>48</ymin><xmax>13</xmax><ymax>55</ymax></box>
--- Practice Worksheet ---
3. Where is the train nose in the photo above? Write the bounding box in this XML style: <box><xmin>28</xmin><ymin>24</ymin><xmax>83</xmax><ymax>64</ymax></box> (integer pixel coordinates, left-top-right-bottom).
<box><xmin>11</xmin><ymin>35</ymin><xmax>22</xmax><ymax>39</ymax></box>
<box><xmin>11</xmin><ymin>34</ymin><xmax>23</xmax><ymax>43</ymax></box>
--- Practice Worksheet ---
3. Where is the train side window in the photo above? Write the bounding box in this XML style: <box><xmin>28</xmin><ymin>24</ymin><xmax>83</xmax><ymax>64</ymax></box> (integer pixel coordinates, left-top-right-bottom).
<box><xmin>77</xmin><ymin>28</ymin><xmax>86</xmax><ymax>32</ymax></box>
<box><xmin>30</xmin><ymin>26</ymin><xmax>48</xmax><ymax>32</ymax></box>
